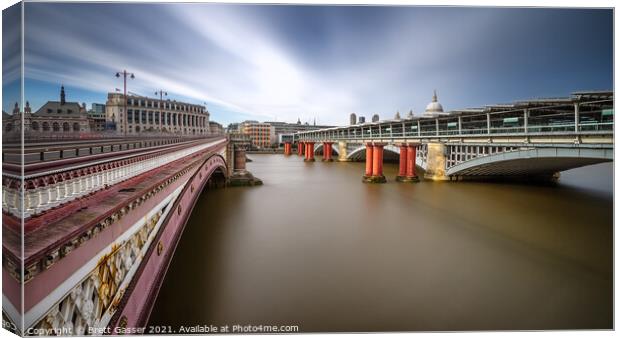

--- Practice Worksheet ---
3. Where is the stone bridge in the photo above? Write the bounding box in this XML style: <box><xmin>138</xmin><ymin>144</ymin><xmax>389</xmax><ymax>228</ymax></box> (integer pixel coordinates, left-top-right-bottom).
<box><xmin>1</xmin><ymin>136</ymin><xmax>250</xmax><ymax>335</ymax></box>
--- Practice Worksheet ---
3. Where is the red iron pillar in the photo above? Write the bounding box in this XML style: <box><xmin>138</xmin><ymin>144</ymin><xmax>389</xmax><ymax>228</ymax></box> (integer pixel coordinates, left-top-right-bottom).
<box><xmin>396</xmin><ymin>143</ymin><xmax>419</xmax><ymax>182</ymax></box>
<box><xmin>304</xmin><ymin>142</ymin><xmax>315</xmax><ymax>162</ymax></box>
<box><xmin>298</xmin><ymin>142</ymin><xmax>304</xmax><ymax>156</ymax></box>
<box><xmin>363</xmin><ymin>143</ymin><xmax>386</xmax><ymax>183</ymax></box>
<box><xmin>322</xmin><ymin>142</ymin><xmax>333</xmax><ymax>161</ymax></box>
<box><xmin>284</xmin><ymin>142</ymin><xmax>292</xmax><ymax>155</ymax></box>
<box><xmin>406</xmin><ymin>144</ymin><xmax>419</xmax><ymax>181</ymax></box>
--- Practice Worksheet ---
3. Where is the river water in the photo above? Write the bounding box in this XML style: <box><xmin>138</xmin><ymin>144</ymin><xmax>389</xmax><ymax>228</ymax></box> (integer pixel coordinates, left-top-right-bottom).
<box><xmin>149</xmin><ymin>155</ymin><xmax>612</xmax><ymax>332</ymax></box>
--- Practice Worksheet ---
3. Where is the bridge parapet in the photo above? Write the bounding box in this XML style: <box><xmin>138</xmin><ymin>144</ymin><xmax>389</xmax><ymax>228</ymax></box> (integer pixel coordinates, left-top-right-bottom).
<box><xmin>2</xmin><ymin>138</ymin><xmax>227</xmax><ymax>222</ymax></box>
<box><xmin>2</xmin><ymin>137</ymin><xmax>230</xmax><ymax>335</ymax></box>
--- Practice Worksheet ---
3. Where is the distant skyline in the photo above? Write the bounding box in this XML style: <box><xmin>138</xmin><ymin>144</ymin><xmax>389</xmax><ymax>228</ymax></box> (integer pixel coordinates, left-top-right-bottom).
<box><xmin>2</xmin><ymin>4</ymin><xmax>614</xmax><ymax>125</ymax></box>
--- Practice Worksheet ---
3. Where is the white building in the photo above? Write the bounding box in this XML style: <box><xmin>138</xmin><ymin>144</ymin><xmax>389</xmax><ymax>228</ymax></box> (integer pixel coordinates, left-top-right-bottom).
<box><xmin>106</xmin><ymin>93</ymin><xmax>210</xmax><ymax>136</ymax></box>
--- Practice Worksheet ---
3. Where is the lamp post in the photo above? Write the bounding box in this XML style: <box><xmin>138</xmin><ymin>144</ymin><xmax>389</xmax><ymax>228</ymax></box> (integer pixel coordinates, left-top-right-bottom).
<box><xmin>115</xmin><ymin>70</ymin><xmax>135</xmax><ymax>138</ymax></box>
<box><xmin>155</xmin><ymin>90</ymin><xmax>167</xmax><ymax>133</ymax></box>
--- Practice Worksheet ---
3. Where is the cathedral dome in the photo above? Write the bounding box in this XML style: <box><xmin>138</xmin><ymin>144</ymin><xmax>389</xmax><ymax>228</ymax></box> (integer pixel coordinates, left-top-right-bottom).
<box><xmin>425</xmin><ymin>90</ymin><xmax>444</xmax><ymax>114</ymax></box>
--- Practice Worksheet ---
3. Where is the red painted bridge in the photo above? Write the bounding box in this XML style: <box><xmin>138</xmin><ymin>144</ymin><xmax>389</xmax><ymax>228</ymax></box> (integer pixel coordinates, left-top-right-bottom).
<box><xmin>2</xmin><ymin>136</ymin><xmax>249</xmax><ymax>335</ymax></box>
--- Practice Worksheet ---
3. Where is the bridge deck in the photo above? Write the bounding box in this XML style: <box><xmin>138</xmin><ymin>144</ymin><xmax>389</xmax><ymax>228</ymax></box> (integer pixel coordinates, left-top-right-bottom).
<box><xmin>3</xmin><ymin>139</ymin><xmax>226</xmax><ymax>267</ymax></box>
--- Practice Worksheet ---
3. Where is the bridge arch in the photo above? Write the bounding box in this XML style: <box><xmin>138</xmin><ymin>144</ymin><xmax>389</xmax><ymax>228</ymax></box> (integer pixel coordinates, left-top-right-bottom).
<box><xmin>313</xmin><ymin>143</ymin><xmax>340</xmax><ymax>156</ymax></box>
<box><xmin>346</xmin><ymin>144</ymin><xmax>401</xmax><ymax>161</ymax></box>
<box><xmin>112</xmin><ymin>151</ymin><xmax>228</xmax><ymax>329</ymax></box>
<box><xmin>446</xmin><ymin>147</ymin><xmax>613</xmax><ymax>177</ymax></box>
<box><xmin>200</xmin><ymin>154</ymin><xmax>228</xmax><ymax>190</ymax></box>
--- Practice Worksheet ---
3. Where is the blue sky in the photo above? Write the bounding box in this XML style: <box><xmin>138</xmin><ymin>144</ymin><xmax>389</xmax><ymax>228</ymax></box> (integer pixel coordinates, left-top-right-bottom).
<box><xmin>3</xmin><ymin>4</ymin><xmax>613</xmax><ymax>125</ymax></box>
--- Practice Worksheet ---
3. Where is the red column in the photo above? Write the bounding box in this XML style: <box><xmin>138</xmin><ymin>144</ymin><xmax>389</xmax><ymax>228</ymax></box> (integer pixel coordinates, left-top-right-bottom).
<box><xmin>305</xmin><ymin>142</ymin><xmax>315</xmax><ymax>161</ymax></box>
<box><xmin>284</xmin><ymin>142</ymin><xmax>291</xmax><ymax>155</ymax></box>
<box><xmin>406</xmin><ymin>144</ymin><xmax>419</xmax><ymax>181</ymax></box>
<box><xmin>398</xmin><ymin>144</ymin><xmax>408</xmax><ymax>179</ymax></box>
<box><xmin>298</xmin><ymin>142</ymin><xmax>304</xmax><ymax>156</ymax></box>
<box><xmin>364</xmin><ymin>143</ymin><xmax>374</xmax><ymax>177</ymax></box>
<box><xmin>323</xmin><ymin>142</ymin><xmax>333</xmax><ymax>161</ymax></box>
<box><xmin>372</xmin><ymin>144</ymin><xmax>384</xmax><ymax>177</ymax></box>
<box><xmin>308</xmin><ymin>142</ymin><xmax>314</xmax><ymax>161</ymax></box>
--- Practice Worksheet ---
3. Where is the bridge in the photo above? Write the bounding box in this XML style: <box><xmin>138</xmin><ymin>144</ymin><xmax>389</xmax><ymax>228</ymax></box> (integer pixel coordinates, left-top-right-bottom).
<box><xmin>1</xmin><ymin>135</ymin><xmax>253</xmax><ymax>335</ymax></box>
<box><xmin>287</xmin><ymin>91</ymin><xmax>613</xmax><ymax>182</ymax></box>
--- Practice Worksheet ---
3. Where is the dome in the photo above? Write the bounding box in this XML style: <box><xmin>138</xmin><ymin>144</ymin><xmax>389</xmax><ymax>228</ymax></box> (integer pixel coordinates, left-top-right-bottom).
<box><xmin>425</xmin><ymin>90</ymin><xmax>444</xmax><ymax>114</ymax></box>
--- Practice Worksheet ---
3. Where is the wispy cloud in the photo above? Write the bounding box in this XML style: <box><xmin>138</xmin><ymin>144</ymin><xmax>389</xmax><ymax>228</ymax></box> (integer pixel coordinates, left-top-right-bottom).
<box><xmin>19</xmin><ymin>4</ymin><xmax>613</xmax><ymax>125</ymax></box>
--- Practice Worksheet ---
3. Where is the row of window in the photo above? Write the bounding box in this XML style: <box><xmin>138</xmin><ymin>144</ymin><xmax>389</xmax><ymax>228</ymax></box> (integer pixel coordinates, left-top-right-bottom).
<box><xmin>46</xmin><ymin>108</ymin><xmax>75</xmax><ymax>114</ymax></box>
<box><xmin>126</xmin><ymin>99</ymin><xmax>205</xmax><ymax>113</ymax></box>
<box><xmin>126</xmin><ymin>110</ymin><xmax>206</xmax><ymax>126</ymax></box>
<box><xmin>19</xmin><ymin>121</ymin><xmax>81</xmax><ymax>132</ymax></box>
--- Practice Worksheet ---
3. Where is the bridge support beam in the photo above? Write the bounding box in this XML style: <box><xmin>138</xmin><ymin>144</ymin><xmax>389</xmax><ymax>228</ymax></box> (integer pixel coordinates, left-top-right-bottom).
<box><xmin>284</xmin><ymin>142</ymin><xmax>292</xmax><ymax>156</ymax></box>
<box><xmin>363</xmin><ymin>143</ymin><xmax>386</xmax><ymax>183</ymax></box>
<box><xmin>424</xmin><ymin>142</ymin><xmax>449</xmax><ymax>181</ymax></box>
<box><xmin>304</xmin><ymin>142</ymin><xmax>315</xmax><ymax>162</ymax></box>
<box><xmin>322</xmin><ymin>142</ymin><xmax>333</xmax><ymax>161</ymax></box>
<box><xmin>396</xmin><ymin>144</ymin><xmax>419</xmax><ymax>182</ymax></box>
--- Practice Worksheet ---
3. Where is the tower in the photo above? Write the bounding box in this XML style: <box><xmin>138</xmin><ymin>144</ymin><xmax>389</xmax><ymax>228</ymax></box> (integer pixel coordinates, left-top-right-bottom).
<box><xmin>60</xmin><ymin>85</ymin><xmax>66</xmax><ymax>105</ymax></box>
<box><xmin>350</xmin><ymin>113</ymin><xmax>357</xmax><ymax>125</ymax></box>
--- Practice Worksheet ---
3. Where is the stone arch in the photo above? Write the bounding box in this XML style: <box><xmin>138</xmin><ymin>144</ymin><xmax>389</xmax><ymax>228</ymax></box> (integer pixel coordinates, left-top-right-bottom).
<box><xmin>31</xmin><ymin>121</ymin><xmax>39</xmax><ymax>131</ymax></box>
<box><xmin>62</xmin><ymin>122</ymin><xmax>70</xmax><ymax>132</ymax></box>
<box><xmin>42</xmin><ymin>122</ymin><xmax>50</xmax><ymax>131</ymax></box>
<box><xmin>52</xmin><ymin>122</ymin><xmax>60</xmax><ymax>132</ymax></box>
<box><xmin>72</xmin><ymin>123</ymin><xmax>80</xmax><ymax>132</ymax></box>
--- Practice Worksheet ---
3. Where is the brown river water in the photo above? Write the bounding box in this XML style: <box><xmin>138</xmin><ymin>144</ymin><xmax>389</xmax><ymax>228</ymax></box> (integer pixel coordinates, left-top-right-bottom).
<box><xmin>148</xmin><ymin>154</ymin><xmax>612</xmax><ymax>332</ymax></box>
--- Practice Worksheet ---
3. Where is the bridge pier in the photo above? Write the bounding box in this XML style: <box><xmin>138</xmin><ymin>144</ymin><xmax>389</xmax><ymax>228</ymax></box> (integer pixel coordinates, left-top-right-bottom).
<box><xmin>424</xmin><ymin>142</ymin><xmax>449</xmax><ymax>181</ymax></box>
<box><xmin>397</xmin><ymin>144</ymin><xmax>420</xmax><ymax>182</ymax></box>
<box><xmin>228</xmin><ymin>138</ymin><xmax>263</xmax><ymax>186</ymax></box>
<box><xmin>322</xmin><ymin>142</ymin><xmax>333</xmax><ymax>161</ymax></box>
<box><xmin>284</xmin><ymin>142</ymin><xmax>292</xmax><ymax>156</ymax></box>
<box><xmin>304</xmin><ymin>142</ymin><xmax>315</xmax><ymax>162</ymax></box>
<box><xmin>297</xmin><ymin>142</ymin><xmax>304</xmax><ymax>156</ymax></box>
<box><xmin>363</xmin><ymin>143</ymin><xmax>386</xmax><ymax>183</ymax></box>
<box><xmin>337</xmin><ymin>141</ymin><xmax>349</xmax><ymax>161</ymax></box>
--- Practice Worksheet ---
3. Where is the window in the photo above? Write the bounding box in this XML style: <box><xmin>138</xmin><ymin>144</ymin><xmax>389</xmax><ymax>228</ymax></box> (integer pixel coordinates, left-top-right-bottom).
<box><xmin>47</xmin><ymin>109</ymin><xmax>52</xmax><ymax>113</ymax></box>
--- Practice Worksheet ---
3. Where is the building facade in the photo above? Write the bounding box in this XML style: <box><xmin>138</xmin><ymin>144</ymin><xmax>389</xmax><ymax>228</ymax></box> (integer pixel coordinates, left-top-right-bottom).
<box><xmin>264</xmin><ymin>120</ymin><xmax>333</xmax><ymax>146</ymax></box>
<box><xmin>240</xmin><ymin>121</ymin><xmax>276</xmax><ymax>148</ymax></box>
<box><xmin>209</xmin><ymin>121</ymin><xmax>225</xmax><ymax>135</ymax></box>
<box><xmin>88</xmin><ymin>103</ymin><xmax>106</xmax><ymax>132</ymax></box>
<box><xmin>3</xmin><ymin>86</ymin><xmax>95</xmax><ymax>140</ymax></box>
<box><xmin>106</xmin><ymin>93</ymin><xmax>210</xmax><ymax>136</ymax></box>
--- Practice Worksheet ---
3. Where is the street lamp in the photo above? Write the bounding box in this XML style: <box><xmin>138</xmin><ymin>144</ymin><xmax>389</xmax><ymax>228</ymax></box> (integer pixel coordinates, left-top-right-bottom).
<box><xmin>155</xmin><ymin>90</ymin><xmax>167</xmax><ymax>133</ymax></box>
<box><xmin>115</xmin><ymin>70</ymin><xmax>135</xmax><ymax>137</ymax></box>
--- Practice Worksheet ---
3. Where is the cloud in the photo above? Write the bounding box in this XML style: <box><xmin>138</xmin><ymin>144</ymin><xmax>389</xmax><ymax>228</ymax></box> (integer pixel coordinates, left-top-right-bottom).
<box><xmin>20</xmin><ymin>4</ymin><xmax>613</xmax><ymax>125</ymax></box>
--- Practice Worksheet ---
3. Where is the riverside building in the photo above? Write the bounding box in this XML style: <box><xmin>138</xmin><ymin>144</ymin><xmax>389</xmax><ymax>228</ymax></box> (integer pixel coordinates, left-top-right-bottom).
<box><xmin>106</xmin><ymin>92</ymin><xmax>210</xmax><ymax>136</ymax></box>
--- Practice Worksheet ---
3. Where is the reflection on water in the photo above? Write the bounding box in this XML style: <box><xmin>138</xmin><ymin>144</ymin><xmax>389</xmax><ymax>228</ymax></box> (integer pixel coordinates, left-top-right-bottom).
<box><xmin>149</xmin><ymin>155</ymin><xmax>612</xmax><ymax>331</ymax></box>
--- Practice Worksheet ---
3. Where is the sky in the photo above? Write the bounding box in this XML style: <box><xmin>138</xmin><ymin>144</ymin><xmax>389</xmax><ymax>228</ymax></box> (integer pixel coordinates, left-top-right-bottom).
<box><xmin>2</xmin><ymin>4</ymin><xmax>613</xmax><ymax>126</ymax></box>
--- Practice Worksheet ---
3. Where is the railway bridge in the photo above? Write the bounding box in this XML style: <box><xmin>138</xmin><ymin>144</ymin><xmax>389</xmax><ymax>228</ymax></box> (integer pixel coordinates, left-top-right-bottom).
<box><xmin>287</xmin><ymin>91</ymin><xmax>613</xmax><ymax>182</ymax></box>
<box><xmin>2</xmin><ymin>135</ymin><xmax>251</xmax><ymax>335</ymax></box>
